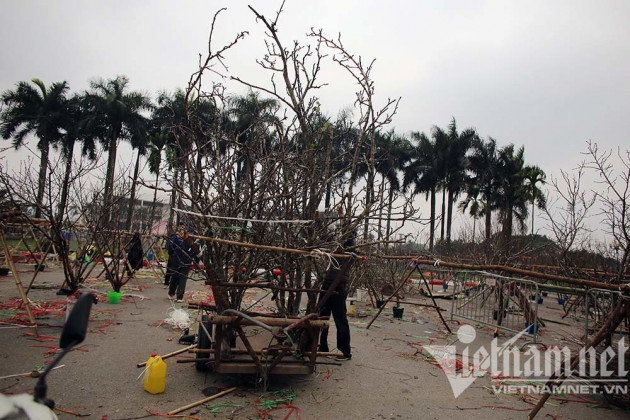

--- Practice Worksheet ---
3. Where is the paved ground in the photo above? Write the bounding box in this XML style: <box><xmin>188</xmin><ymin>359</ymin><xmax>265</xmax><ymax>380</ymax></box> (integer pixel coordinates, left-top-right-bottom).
<box><xmin>0</xmin><ymin>262</ymin><xmax>628</xmax><ymax>419</ymax></box>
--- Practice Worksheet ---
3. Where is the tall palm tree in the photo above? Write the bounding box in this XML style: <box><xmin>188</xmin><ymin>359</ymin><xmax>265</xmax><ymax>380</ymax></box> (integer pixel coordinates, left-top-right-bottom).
<box><xmin>153</xmin><ymin>89</ymin><xmax>218</xmax><ymax>230</ymax></box>
<box><xmin>495</xmin><ymin>144</ymin><xmax>530</xmax><ymax>247</ymax></box>
<box><xmin>404</xmin><ymin>131</ymin><xmax>440</xmax><ymax>252</ymax></box>
<box><xmin>322</xmin><ymin>116</ymin><xmax>357</xmax><ymax>211</ymax></box>
<box><xmin>55</xmin><ymin>94</ymin><xmax>96</xmax><ymax>223</ymax></box>
<box><xmin>356</xmin><ymin>130</ymin><xmax>411</xmax><ymax>241</ymax></box>
<box><xmin>82</xmin><ymin>75</ymin><xmax>151</xmax><ymax>222</ymax></box>
<box><xmin>152</xmin><ymin>90</ymin><xmax>189</xmax><ymax>231</ymax></box>
<box><xmin>123</xmin><ymin>100</ymin><xmax>156</xmax><ymax>232</ymax></box>
<box><xmin>464</xmin><ymin>136</ymin><xmax>499</xmax><ymax>240</ymax></box>
<box><xmin>458</xmin><ymin>195</ymin><xmax>483</xmax><ymax>243</ymax></box>
<box><xmin>146</xmin><ymin>128</ymin><xmax>167</xmax><ymax>232</ymax></box>
<box><xmin>382</xmin><ymin>132</ymin><xmax>413</xmax><ymax>241</ymax></box>
<box><xmin>227</xmin><ymin>90</ymin><xmax>279</xmax><ymax>184</ymax></box>
<box><xmin>1</xmin><ymin>79</ymin><xmax>70</xmax><ymax>217</ymax></box>
<box><xmin>428</xmin><ymin>126</ymin><xmax>449</xmax><ymax>243</ymax></box>
<box><xmin>523</xmin><ymin>165</ymin><xmax>546</xmax><ymax>234</ymax></box>
<box><xmin>443</xmin><ymin>118</ymin><xmax>476</xmax><ymax>246</ymax></box>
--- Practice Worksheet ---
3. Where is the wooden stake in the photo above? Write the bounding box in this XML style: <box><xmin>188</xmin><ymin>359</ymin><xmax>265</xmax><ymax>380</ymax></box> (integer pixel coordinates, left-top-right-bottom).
<box><xmin>168</xmin><ymin>386</ymin><xmax>238</xmax><ymax>415</ymax></box>
<box><xmin>136</xmin><ymin>344</ymin><xmax>197</xmax><ymax>368</ymax></box>
<box><xmin>0</xmin><ymin>230</ymin><xmax>39</xmax><ymax>337</ymax></box>
<box><xmin>366</xmin><ymin>262</ymin><xmax>417</xmax><ymax>329</ymax></box>
<box><xmin>25</xmin><ymin>240</ymin><xmax>54</xmax><ymax>295</ymax></box>
<box><xmin>418</xmin><ymin>270</ymin><xmax>452</xmax><ymax>333</ymax></box>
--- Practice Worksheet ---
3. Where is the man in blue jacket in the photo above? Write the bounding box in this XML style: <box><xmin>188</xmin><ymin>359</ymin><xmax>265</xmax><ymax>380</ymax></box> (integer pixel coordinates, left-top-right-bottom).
<box><xmin>167</xmin><ymin>226</ymin><xmax>200</xmax><ymax>303</ymax></box>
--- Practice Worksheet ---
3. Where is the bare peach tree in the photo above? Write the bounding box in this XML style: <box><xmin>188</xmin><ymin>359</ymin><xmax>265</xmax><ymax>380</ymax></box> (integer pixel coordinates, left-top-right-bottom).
<box><xmin>585</xmin><ymin>141</ymin><xmax>630</xmax><ymax>282</ymax></box>
<box><xmin>0</xmin><ymin>146</ymin><xmax>137</xmax><ymax>293</ymax></box>
<box><xmin>543</xmin><ymin>163</ymin><xmax>596</xmax><ymax>275</ymax></box>
<box><xmin>157</xmin><ymin>4</ymin><xmax>410</xmax><ymax>314</ymax></box>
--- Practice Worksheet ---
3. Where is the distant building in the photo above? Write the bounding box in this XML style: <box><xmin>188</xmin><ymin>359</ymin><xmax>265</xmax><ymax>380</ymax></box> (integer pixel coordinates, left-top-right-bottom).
<box><xmin>115</xmin><ymin>196</ymin><xmax>168</xmax><ymax>233</ymax></box>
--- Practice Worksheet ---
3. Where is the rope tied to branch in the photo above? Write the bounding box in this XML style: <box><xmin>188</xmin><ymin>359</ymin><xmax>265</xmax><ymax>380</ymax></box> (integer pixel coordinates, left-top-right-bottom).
<box><xmin>308</xmin><ymin>249</ymin><xmax>340</xmax><ymax>270</ymax></box>
<box><xmin>174</xmin><ymin>208</ymin><xmax>313</xmax><ymax>224</ymax></box>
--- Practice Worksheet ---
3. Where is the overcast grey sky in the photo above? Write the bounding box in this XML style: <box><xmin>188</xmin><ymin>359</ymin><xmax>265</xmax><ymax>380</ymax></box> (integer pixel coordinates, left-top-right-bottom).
<box><xmin>1</xmin><ymin>0</ymin><xmax>629</xmax><ymax>242</ymax></box>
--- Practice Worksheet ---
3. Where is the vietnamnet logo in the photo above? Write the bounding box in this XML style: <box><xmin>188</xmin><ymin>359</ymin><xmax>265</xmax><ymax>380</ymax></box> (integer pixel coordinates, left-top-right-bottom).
<box><xmin>423</xmin><ymin>325</ymin><xmax>629</xmax><ymax>398</ymax></box>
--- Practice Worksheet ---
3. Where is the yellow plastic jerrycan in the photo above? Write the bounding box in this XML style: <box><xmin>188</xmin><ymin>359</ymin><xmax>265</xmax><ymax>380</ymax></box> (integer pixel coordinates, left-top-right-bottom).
<box><xmin>347</xmin><ymin>299</ymin><xmax>356</xmax><ymax>316</ymax></box>
<box><xmin>143</xmin><ymin>353</ymin><xmax>167</xmax><ymax>394</ymax></box>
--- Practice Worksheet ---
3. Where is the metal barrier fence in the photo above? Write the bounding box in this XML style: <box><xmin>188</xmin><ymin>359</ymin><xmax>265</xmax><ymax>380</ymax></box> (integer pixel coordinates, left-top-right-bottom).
<box><xmin>450</xmin><ymin>271</ymin><xmax>540</xmax><ymax>342</ymax></box>
<box><xmin>585</xmin><ymin>288</ymin><xmax>624</xmax><ymax>343</ymax></box>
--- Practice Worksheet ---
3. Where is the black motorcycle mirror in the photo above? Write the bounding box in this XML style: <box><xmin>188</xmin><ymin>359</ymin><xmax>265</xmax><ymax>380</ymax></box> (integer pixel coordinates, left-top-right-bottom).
<box><xmin>34</xmin><ymin>293</ymin><xmax>97</xmax><ymax>408</ymax></box>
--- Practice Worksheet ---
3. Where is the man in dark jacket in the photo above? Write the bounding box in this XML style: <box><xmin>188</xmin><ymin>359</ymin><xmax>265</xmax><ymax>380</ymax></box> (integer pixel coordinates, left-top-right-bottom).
<box><xmin>318</xmin><ymin>216</ymin><xmax>355</xmax><ymax>360</ymax></box>
<box><xmin>167</xmin><ymin>226</ymin><xmax>200</xmax><ymax>303</ymax></box>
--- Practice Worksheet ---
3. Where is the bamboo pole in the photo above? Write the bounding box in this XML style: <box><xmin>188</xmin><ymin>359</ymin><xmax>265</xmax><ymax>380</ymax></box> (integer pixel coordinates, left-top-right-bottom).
<box><xmin>216</xmin><ymin>282</ymin><xmax>330</xmax><ymax>294</ymax></box>
<box><xmin>0</xmin><ymin>230</ymin><xmax>39</xmax><ymax>337</ymax></box>
<box><xmin>404</xmin><ymin>259</ymin><xmax>630</xmax><ymax>293</ymax></box>
<box><xmin>168</xmin><ymin>386</ymin><xmax>238</xmax><ymax>415</ymax></box>
<box><xmin>24</xmin><ymin>240</ymin><xmax>54</xmax><ymax>295</ymax></box>
<box><xmin>207</xmin><ymin>315</ymin><xmax>329</xmax><ymax>329</ymax></box>
<box><xmin>136</xmin><ymin>344</ymin><xmax>197</xmax><ymax>368</ymax></box>
<box><xmin>187</xmin><ymin>234</ymin><xmax>626</xmax><ymax>292</ymax></box>
<box><xmin>189</xmin><ymin>232</ymin><xmax>352</xmax><ymax>260</ymax></box>
<box><xmin>189</xmin><ymin>348</ymin><xmax>343</xmax><ymax>357</ymax></box>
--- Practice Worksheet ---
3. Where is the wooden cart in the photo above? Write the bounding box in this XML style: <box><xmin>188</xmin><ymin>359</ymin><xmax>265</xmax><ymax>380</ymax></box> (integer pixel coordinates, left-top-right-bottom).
<box><xmin>192</xmin><ymin>307</ymin><xmax>331</xmax><ymax>375</ymax></box>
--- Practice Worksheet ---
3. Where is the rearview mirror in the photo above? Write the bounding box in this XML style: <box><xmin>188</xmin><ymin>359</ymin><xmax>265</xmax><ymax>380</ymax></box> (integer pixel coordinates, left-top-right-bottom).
<box><xmin>59</xmin><ymin>293</ymin><xmax>97</xmax><ymax>349</ymax></box>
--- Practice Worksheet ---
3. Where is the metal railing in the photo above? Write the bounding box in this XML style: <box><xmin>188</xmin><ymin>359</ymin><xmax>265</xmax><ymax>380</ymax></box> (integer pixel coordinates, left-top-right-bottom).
<box><xmin>584</xmin><ymin>288</ymin><xmax>624</xmax><ymax>343</ymax></box>
<box><xmin>450</xmin><ymin>271</ymin><xmax>541</xmax><ymax>342</ymax></box>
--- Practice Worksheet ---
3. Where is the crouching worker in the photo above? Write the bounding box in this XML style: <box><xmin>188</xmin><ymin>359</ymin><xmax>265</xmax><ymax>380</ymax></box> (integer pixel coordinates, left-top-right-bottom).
<box><xmin>167</xmin><ymin>226</ymin><xmax>200</xmax><ymax>303</ymax></box>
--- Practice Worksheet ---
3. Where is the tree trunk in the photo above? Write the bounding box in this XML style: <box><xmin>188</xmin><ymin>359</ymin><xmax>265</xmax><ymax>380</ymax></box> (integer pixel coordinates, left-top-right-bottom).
<box><xmin>363</xmin><ymin>181</ymin><xmax>372</xmax><ymax>241</ymax></box>
<box><xmin>440</xmin><ymin>188</ymin><xmax>446</xmax><ymax>242</ymax></box>
<box><xmin>325</xmin><ymin>181</ymin><xmax>331</xmax><ymax>210</ymax></box>
<box><xmin>148</xmin><ymin>162</ymin><xmax>160</xmax><ymax>234</ymax></box>
<box><xmin>386</xmin><ymin>184</ymin><xmax>395</xmax><ymax>244</ymax></box>
<box><xmin>429</xmin><ymin>187</ymin><xmax>436</xmax><ymax>252</ymax></box>
<box><xmin>57</xmin><ymin>141</ymin><xmax>75</xmax><ymax>222</ymax></box>
<box><xmin>485</xmin><ymin>202</ymin><xmax>492</xmax><ymax>240</ymax></box>
<box><xmin>103</xmin><ymin>134</ymin><xmax>118</xmax><ymax>222</ymax></box>
<box><xmin>502</xmin><ymin>202</ymin><xmax>513</xmax><ymax>254</ymax></box>
<box><xmin>531</xmin><ymin>201</ymin><xmax>535</xmax><ymax>234</ymax></box>
<box><xmin>446</xmin><ymin>188</ymin><xmax>454</xmax><ymax>246</ymax></box>
<box><xmin>175</xmin><ymin>168</ymin><xmax>184</xmax><ymax>227</ymax></box>
<box><xmin>125</xmin><ymin>151</ymin><xmax>142</xmax><ymax>231</ymax></box>
<box><xmin>168</xmin><ymin>166</ymin><xmax>178</xmax><ymax>233</ymax></box>
<box><xmin>377</xmin><ymin>176</ymin><xmax>385</xmax><ymax>243</ymax></box>
<box><xmin>35</xmin><ymin>138</ymin><xmax>50</xmax><ymax>218</ymax></box>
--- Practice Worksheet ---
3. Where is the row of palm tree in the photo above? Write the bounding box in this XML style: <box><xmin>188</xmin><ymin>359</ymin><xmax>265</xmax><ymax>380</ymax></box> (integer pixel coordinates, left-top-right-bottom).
<box><xmin>0</xmin><ymin>76</ymin><xmax>278</xmax><ymax>230</ymax></box>
<box><xmin>325</xmin><ymin>116</ymin><xmax>546</xmax><ymax>252</ymax></box>
<box><xmin>1</xmin><ymin>76</ymin><xmax>150</xmax><ymax>224</ymax></box>
<box><xmin>402</xmin><ymin>119</ymin><xmax>546</xmax><ymax>252</ymax></box>
<box><xmin>1</xmin><ymin>76</ymin><xmax>546</xmax><ymax>253</ymax></box>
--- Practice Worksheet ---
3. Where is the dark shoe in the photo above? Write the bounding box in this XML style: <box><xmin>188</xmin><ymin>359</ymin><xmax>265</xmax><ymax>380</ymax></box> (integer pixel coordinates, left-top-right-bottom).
<box><xmin>335</xmin><ymin>353</ymin><xmax>352</xmax><ymax>361</ymax></box>
<box><xmin>318</xmin><ymin>346</ymin><xmax>330</xmax><ymax>353</ymax></box>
